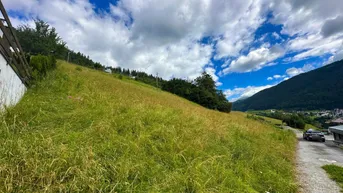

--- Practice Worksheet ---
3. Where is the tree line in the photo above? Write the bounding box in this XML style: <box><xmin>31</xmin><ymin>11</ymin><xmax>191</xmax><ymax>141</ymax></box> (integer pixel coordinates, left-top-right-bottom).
<box><xmin>108</xmin><ymin>66</ymin><xmax>232</xmax><ymax>112</ymax></box>
<box><xmin>255</xmin><ymin>111</ymin><xmax>308</xmax><ymax>129</ymax></box>
<box><xmin>16</xmin><ymin>20</ymin><xmax>103</xmax><ymax>70</ymax></box>
<box><xmin>15</xmin><ymin>19</ymin><xmax>232</xmax><ymax>113</ymax></box>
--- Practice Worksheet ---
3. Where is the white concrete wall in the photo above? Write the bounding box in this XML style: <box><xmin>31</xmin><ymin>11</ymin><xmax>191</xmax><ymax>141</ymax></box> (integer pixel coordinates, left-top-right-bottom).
<box><xmin>0</xmin><ymin>54</ymin><xmax>26</xmax><ymax>109</ymax></box>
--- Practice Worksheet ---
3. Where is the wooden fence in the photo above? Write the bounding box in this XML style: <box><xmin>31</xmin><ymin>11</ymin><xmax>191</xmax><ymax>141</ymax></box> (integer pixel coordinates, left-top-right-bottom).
<box><xmin>0</xmin><ymin>0</ymin><xmax>31</xmax><ymax>86</ymax></box>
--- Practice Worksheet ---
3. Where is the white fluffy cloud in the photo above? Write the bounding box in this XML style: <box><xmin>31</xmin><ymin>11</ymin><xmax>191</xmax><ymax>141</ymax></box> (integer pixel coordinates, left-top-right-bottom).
<box><xmin>224</xmin><ymin>84</ymin><xmax>274</xmax><ymax>102</ymax></box>
<box><xmin>222</xmin><ymin>44</ymin><xmax>285</xmax><ymax>74</ymax></box>
<box><xmin>271</xmin><ymin>0</ymin><xmax>343</xmax><ymax>36</ymax></box>
<box><xmin>268</xmin><ymin>74</ymin><xmax>286</xmax><ymax>81</ymax></box>
<box><xmin>214</xmin><ymin>0</ymin><xmax>268</xmax><ymax>59</ymax></box>
<box><xmin>327</xmin><ymin>48</ymin><xmax>343</xmax><ymax>64</ymax></box>
<box><xmin>321</xmin><ymin>15</ymin><xmax>343</xmax><ymax>38</ymax></box>
<box><xmin>4</xmin><ymin>0</ymin><xmax>343</xmax><ymax>99</ymax></box>
<box><xmin>271</xmin><ymin>0</ymin><xmax>343</xmax><ymax>61</ymax></box>
<box><xmin>4</xmin><ymin>0</ymin><xmax>216</xmax><ymax>80</ymax></box>
<box><xmin>3</xmin><ymin>0</ymin><xmax>276</xmax><ymax>80</ymax></box>
<box><xmin>286</xmin><ymin>64</ymin><xmax>315</xmax><ymax>77</ymax></box>
<box><xmin>273</xmin><ymin>75</ymin><xmax>283</xmax><ymax>79</ymax></box>
<box><xmin>272</xmin><ymin>32</ymin><xmax>281</xmax><ymax>40</ymax></box>
<box><xmin>290</xmin><ymin>37</ymin><xmax>343</xmax><ymax>61</ymax></box>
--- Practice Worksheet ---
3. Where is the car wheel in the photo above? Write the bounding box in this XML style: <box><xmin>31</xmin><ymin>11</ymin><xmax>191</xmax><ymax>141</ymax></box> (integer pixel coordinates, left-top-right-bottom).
<box><xmin>321</xmin><ymin>139</ymin><xmax>325</xmax><ymax>142</ymax></box>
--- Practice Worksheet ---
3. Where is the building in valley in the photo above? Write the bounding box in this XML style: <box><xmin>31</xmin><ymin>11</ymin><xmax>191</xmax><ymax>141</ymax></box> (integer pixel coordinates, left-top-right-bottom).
<box><xmin>329</xmin><ymin>125</ymin><xmax>343</xmax><ymax>144</ymax></box>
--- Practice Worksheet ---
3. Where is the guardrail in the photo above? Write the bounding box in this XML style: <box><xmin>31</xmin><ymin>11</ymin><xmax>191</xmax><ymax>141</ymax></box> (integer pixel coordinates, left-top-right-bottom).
<box><xmin>0</xmin><ymin>0</ymin><xmax>31</xmax><ymax>86</ymax></box>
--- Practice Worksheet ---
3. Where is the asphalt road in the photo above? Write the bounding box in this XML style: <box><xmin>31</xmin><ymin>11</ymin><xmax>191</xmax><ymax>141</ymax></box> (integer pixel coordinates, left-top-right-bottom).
<box><xmin>284</xmin><ymin>126</ymin><xmax>343</xmax><ymax>193</ymax></box>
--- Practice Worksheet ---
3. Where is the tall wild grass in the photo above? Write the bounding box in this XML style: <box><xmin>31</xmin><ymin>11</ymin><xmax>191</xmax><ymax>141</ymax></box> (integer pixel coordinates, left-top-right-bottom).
<box><xmin>0</xmin><ymin>61</ymin><xmax>297</xmax><ymax>192</ymax></box>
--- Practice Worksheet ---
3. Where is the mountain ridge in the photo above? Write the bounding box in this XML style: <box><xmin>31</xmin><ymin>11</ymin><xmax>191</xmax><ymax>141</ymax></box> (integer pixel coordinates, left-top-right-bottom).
<box><xmin>233</xmin><ymin>60</ymin><xmax>343</xmax><ymax>111</ymax></box>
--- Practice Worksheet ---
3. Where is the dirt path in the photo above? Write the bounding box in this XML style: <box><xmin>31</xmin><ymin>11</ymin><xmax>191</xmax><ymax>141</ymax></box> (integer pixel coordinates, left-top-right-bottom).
<box><xmin>284</xmin><ymin>126</ymin><xmax>343</xmax><ymax>193</ymax></box>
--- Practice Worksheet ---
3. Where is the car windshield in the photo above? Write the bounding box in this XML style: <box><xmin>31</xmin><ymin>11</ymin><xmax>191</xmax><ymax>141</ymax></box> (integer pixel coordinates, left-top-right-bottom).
<box><xmin>309</xmin><ymin>131</ymin><xmax>322</xmax><ymax>134</ymax></box>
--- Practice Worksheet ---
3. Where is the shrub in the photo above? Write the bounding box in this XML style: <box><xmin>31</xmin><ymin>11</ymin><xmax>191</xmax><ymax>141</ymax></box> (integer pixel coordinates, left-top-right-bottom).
<box><xmin>48</xmin><ymin>55</ymin><xmax>57</xmax><ymax>69</ymax></box>
<box><xmin>118</xmin><ymin>74</ymin><xmax>123</xmax><ymax>80</ymax></box>
<box><xmin>75</xmin><ymin>67</ymin><xmax>82</xmax><ymax>71</ymax></box>
<box><xmin>282</xmin><ymin>114</ymin><xmax>306</xmax><ymax>129</ymax></box>
<box><xmin>217</xmin><ymin>101</ymin><xmax>232</xmax><ymax>113</ymax></box>
<box><xmin>29</xmin><ymin>55</ymin><xmax>56</xmax><ymax>80</ymax></box>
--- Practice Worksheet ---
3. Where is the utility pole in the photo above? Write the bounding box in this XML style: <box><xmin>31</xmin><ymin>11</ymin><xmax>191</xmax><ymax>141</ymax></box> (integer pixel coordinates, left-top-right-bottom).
<box><xmin>67</xmin><ymin>51</ymin><xmax>70</xmax><ymax>63</ymax></box>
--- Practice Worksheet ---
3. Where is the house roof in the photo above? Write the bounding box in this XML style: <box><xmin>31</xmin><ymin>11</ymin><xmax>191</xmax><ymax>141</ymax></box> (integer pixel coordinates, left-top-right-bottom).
<box><xmin>329</xmin><ymin>125</ymin><xmax>343</xmax><ymax>135</ymax></box>
<box><xmin>331</xmin><ymin>118</ymin><xmax>343</xmax><ymax>123</ymax></box>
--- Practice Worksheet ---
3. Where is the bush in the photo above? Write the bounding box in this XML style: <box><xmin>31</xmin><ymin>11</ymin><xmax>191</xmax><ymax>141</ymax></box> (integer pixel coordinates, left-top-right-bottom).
<box><xmin>282</xmin><ymin>114</ymin><xmax>306</xmax><ymax>129</ymax></box>
<box><xmin>217</xmin><ymin>101</ymin><xmax>233</xmax><ymax>113</ymax></box>
<box><xmin>161</xmin><ymin>74</ymin><xmax>232</xmax><ymax>113</ymax></box>
<box><xmin>29</xmin><ymin>55</ymin><xmax>56</xmax><ymax>80</ymax></box>
<box><xmin>256</xmin><ymin>112</ymin><xmax>306</xmax><ymax>129</ymax></box>
<box><xmin>48</xmin><ymin>55</ymin><xmax>57</xmax><ymax>69</ymax></box>
<box><xmin>75</xmin><ymin>67</ymin><xmax>82</xmax><ymax>71</ymax></box>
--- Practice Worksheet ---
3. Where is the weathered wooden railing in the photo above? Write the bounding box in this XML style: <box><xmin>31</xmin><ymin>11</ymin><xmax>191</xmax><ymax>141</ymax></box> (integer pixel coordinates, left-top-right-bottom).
<box><xmin>0</xmin><ymin>0</ymin><xmax>31</xmax><ymax>86</ymax></box>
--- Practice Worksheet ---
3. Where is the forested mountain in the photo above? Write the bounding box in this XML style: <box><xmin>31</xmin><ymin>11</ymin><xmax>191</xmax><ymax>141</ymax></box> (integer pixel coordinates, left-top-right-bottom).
<box><xmin>233</xmin><ymin>60</ymin><xmax>343</xmax><ymax>111</ymax></box>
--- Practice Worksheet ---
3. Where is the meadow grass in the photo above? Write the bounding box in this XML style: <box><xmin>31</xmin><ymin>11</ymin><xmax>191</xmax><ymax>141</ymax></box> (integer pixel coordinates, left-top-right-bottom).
<box><xmin>255</xmin><ymin>115</ymin><xmax>320</xmax><ymax>131</ymax></box>
<box><xmin>322</xmin><ymin>165</ymin><xmax>343</xmax><ymax>191</ymax></box>
<box><xmin>0</xmin><ymin>61</ymin><xmax>297</xmax><ymax>192</ymax></box>
<box><xmin>256</xmin><ymin>115</ymin><xmax>283</xmax><ymax>125</ymax></box>
<box><xmin>305</xmin><ymin>124</ymin><xmax>321</xmax><ymax>131</ymax></box>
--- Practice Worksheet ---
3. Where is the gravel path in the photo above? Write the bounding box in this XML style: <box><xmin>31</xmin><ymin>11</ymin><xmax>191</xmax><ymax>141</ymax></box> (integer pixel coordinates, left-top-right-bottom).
<box><xmin>284</xmin><ymin>126</ymin><xmax>343</xmax><ymax>193</ymax></box>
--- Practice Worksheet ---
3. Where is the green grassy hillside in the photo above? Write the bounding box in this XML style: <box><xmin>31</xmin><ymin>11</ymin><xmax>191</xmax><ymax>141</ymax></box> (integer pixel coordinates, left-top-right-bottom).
<box><xmin>0</xmin><ymin>61</ymin><xmax>297</xmax><ymax>192</ymax></box>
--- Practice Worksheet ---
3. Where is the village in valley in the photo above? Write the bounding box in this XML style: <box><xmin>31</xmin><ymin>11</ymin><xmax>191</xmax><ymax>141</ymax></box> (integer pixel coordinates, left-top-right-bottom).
<box><xmin>300</xmin><ymin>109</ymin><xmax>343</xmax><ymax>121</ymax></box>
<box><xmin>267</xmin><ymin>109</ymin><xmax>343</xmax><ymax>127</ymax></box>
<box><xmin>297</xmin><ymin>109</ymin><xmax>343</xmax><ymax>125</ymax></box>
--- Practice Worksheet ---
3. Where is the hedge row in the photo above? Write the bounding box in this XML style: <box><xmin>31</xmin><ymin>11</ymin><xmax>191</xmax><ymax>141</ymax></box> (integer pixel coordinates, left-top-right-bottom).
<box><xmin>29</xmin><ymin>55</ymin><xmax>56</xmax><ymax>80</ymax></box>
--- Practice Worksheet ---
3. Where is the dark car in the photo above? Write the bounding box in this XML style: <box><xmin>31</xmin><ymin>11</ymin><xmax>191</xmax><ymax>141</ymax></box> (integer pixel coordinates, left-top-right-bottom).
<box><xmin>303</xmin><ymin>129</ymin><xmax>325</xmax><ymax>142</ymax></box>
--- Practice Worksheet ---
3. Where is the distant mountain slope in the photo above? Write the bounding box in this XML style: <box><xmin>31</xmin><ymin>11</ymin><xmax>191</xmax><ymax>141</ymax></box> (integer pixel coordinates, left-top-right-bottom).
<box><xmin>233</xmin><ymin>60</ymin><xmax>343</xmax><ymax>111</ymax></box>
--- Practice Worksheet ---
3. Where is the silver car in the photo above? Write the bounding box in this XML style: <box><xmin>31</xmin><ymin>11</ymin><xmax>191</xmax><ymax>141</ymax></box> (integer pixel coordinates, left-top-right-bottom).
<box><xmin>303</xmin><ymin>129</ymin><xmax>325</xmax><ymax>142</ymax></box>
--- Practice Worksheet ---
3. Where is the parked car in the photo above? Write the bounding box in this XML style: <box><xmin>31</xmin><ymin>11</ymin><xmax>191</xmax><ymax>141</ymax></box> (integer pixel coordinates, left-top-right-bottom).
<box><xmin>303</xmin><ymin>129</ymin><xmax>325</xmax><ymax>142</ymax></box>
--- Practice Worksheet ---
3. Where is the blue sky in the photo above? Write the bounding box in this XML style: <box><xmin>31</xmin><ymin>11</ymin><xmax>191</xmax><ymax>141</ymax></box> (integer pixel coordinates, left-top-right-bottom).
<box><xmin>4</xmin><ymin>0</ymin><xmax>343</xmax><ymax>101</ymax></box>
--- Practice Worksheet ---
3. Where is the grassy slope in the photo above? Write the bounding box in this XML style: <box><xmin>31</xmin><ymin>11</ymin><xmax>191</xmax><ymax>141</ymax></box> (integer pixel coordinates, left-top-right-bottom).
<box><xmin>305</xmin><ymin>124</ymin><xmax>320</xmax><ymax>130</ymax></box>
<box><xmin>322</xmin><ymin>165</ymin><xmax>343</xmax><ymax>190</ymax></box>
<box><xmin>255</xmin><ymin>115</ymin><xmax>283</xmax><ymax>125</ymax></box>
<box><xmin>0</xmin><ymin>61</ymin><xmax>297</xmax><ymax>192</ymax></box>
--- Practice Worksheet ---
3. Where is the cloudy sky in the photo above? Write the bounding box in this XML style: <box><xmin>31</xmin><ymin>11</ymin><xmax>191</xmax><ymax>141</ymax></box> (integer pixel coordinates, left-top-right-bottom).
<box><xmin>4</xmin><ymin>0</ymin><xmax>343</xmax><ymax>101</ymax></box>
